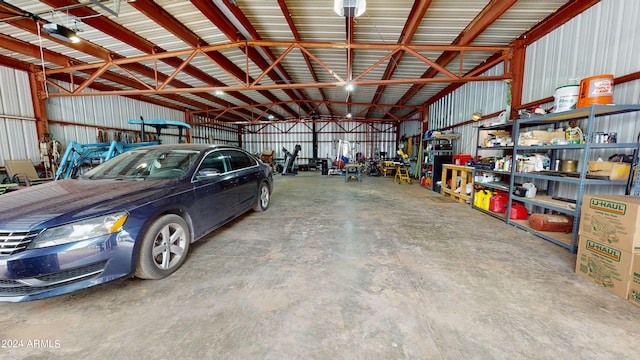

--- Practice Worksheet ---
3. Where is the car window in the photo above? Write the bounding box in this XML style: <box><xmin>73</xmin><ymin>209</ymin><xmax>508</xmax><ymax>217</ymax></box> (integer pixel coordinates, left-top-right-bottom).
<box><xmin>84</xmin><ymin>148</ymin><xmax>199</xmax><ymax>179</ymax></box>
<box><xmin>198</xmin><ymin>151</ymin><xmax>229</xmax><ymax>174</ymax></box>
<box><xmin>225</xmin><ymin>150</ymin><xmax>257</xmax><ymax>170</ymax></box>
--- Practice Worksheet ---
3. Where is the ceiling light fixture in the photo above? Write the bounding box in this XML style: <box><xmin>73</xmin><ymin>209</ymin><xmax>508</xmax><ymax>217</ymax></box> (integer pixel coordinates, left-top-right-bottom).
<box><xmin>346</xmin><ymin>113</ymin><xmax>352</xmax><ymax>119</ymax></box>
<box><xmin>268</xmin><ymin>114</ymin><xmax>275</xmax><ymax>120</ymax></box>
<box><xmin>345</xmin><ymin>83</ymin><xmax>354</xmax><ymax>92</ymax></box>
<box><xmin>334</xmin><ymin>0</ymin><xmax>367</xmax><ymax>18</ymax></box>
<box><xmin>471</xmin><ymin>111</ymin><xmax>483</xmax><ymax>121</ymax></box>
<box><xmin>214</xmin><ymin>89</ymin><xmax>224</xmax><ymax>96</ymax></box>
<box><xmin>42</xmin><ymin>23</ymin><xmax>79</xmax><ymax>43</ymax></box>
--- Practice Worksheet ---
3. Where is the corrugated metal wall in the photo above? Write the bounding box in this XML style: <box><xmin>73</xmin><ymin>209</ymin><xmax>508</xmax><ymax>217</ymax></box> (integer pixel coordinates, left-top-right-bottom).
<box><xmin>522</xmin><ymin>0</ymin><xmax>640</xmax><ymax>197</ymax></box>
<box><xmin>428</xmin><ymin>64</ymin><xmax>510</xmax><ymax>155</ymax></box>
<box><xmin>428</xmin><ymin>0</ymin><xmax>640</xmax><ymax>197</ymax></box>
<box><xmin>523</xmin><ymin>0</ymin><xmax>640</xmax><ymax>146</ymax></box>
<box><xmin>46</xmin><ymin>84</ymin><xmax>188</xmax><ymax>146</ymax></box>
<box><xmin>242</xmin><ymin>121</ymin><xmax>398</xmax><ymax>165</ymax></box>
<box><xmin>190</xmin><ymin>115</ymin><xmax>239</xmax><ymax>145</ymax></box>
<box><xmin>0</xmin><ymin>67</ymin><xmax>38</xmax><ymax>166</ymax></box>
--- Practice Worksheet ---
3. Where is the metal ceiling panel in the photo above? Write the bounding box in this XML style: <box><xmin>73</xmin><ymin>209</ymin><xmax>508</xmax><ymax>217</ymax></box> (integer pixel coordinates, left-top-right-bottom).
<box><xmin>0</xmin><ymin>0</ymin><xmax>583</xmax><ymax>125</ymax></box>
<box><xmin>412</xmin><ymin>0</ymin><xmax>488</xmax><ymax>44</ymax></box>
<box><xmin>472</xmin><ymin>0</ymin><xmax>570</xmax><ymax>45</ymax></box>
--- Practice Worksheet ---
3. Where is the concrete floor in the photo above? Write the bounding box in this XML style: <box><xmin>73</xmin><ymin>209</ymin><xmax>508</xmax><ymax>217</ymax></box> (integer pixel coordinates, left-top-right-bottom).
<box><xmin>2</xmin><ymin>171</ymin><xmax>639</xmax><ymax>359</ymax></box>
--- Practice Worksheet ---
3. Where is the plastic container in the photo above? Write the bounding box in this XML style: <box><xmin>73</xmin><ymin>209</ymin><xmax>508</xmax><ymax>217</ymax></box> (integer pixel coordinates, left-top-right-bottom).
<box><xmin>528</xmin><ymin>214</ymin><xmax>574</xmax><ymax>232</ymax></box>
<box><xmin>577</xmin><ymin>74</ymin><xmax>614</xmax><ymax>108</ymax></box>
<box><xmin>522</xmin><ymin>183</ymin><xmax>537</xmax><ymax>198</ymax></box>
<box><xmin>489</xmin><ymin>192</ymin><xmax>508</xmax><ymax>213</ymax></box>
<box><xmin>453</xmin><ymin>154</ymin><xmax>472</xmax><ymax>166</ymax></box>
<box><xmin>474</xmin><ymin>189</ymin><xmax>493</xmax><ymax>210</ymax></box>
<box><xmin>507</xmin><ymin>202</ymin><xmax>528</xmax><ymax>220</ymax></box>
<box><xmin>553</xmin><ymin>85</ymin><xmax>579</xmax><ymax>112</ymax></box>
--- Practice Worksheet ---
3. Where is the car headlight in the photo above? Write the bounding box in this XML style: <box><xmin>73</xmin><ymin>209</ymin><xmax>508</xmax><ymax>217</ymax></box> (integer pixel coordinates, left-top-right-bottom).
<box><xmin>30</xmin><ymin>212</ymin><xmax>129</xmax><ymax>249</ymax></box>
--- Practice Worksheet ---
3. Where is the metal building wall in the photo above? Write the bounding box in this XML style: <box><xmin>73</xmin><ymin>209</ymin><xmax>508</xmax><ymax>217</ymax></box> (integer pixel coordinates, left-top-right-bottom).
<box><xmin>428</xmin><ymin>0</ymin><xmax>640</xmax><ymax>197</ymax></box>
<box><xmin>46</xmin><ymin>83</ymin><xmax>187</xmax><ymax>146</ymax></box>
<box><xmin>523</xmin><ymin>0</ymin><xmax>640</xmax><ymax>197</ymax></box>
<box><xmin>0</xmin><ymin>66</ymin><xmax>39</xmax><ymax>166</ymax></box>
<box><xmin>191</xmin><ymin>115</ymin><xmax>239</xmax><ymax>145</ymax></box>
<box><xmin>428</xmin><ymin>63</ymin><xmax>510</xmax><ymax>155</ymax></box>
<box><xmin>241</xmin><ymin>120</ymin><xmax>397</xmax><ymax>166</ymax></box>
<box><xmin>523</xmin><ymin>0</ymin><xmax>640</xmax><ymax>145</ymax></box>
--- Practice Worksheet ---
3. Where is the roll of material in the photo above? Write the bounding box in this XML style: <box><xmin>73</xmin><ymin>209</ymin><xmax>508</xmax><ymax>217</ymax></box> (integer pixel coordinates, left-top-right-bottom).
<box><xmin>529</xmin><ymin>214</ymin><xmax>574</xmax><ymax>232</ymax></box>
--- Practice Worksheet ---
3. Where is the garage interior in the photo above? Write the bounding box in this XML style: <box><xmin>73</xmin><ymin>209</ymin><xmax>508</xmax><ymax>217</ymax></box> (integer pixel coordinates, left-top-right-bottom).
<box><xmin>1</xmin><ymin>0</ymin><xmax>640</xmax><ymax>358</ymax></box>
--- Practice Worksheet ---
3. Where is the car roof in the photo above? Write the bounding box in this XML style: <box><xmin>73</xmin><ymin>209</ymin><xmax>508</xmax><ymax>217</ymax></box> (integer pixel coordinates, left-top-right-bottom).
<box><xmin>134</xmin><ymin>143</ymin><xmax>242</xmax><ymax>152</ymax></box>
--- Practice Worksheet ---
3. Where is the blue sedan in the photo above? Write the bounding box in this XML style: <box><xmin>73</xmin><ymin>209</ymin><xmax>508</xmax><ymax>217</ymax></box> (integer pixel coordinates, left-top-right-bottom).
<box><xmin>0</xmin><ymin>144</ymin><xmax>273</xmax><ymax>302</ymax></box>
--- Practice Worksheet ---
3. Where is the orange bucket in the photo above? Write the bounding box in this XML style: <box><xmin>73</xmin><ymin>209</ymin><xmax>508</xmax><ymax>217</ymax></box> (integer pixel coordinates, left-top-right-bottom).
<box><xmin>577</xmin><ymin>74</ymin><xmax>614</xmax><ymax>108</ymax></box>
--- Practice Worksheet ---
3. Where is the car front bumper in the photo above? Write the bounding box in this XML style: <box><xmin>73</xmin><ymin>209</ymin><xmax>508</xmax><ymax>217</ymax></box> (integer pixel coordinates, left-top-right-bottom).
<box><xmin>0</xmin><ymin>231</ymin><xmax>136</xmax><ymax>302</ymax></box>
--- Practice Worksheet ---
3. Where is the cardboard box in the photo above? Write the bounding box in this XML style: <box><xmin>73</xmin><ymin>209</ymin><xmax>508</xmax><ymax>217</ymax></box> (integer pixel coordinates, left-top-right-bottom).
<box><xmin>579</xmin><ymin>195</ymin><xmax>640</xmax><ymax>252</ymax></box>
<box><xmin>575</xmin><ymin>237</ymin><xmax>635</xmax><ymax>299</ymax></box>
<box><xmin>518</xmin><ymin>130</ymin><xmax>565</xmax><ymax>146</ymax></box>
<box><xmin>629</xmin><ymin>259</ymin><xmax>640</xmax><ymax>307</ymax></box>
<box><xmin>587</xmin><ymin>161</ymin><xmax>631</xmax><ymax>181</ymax></box>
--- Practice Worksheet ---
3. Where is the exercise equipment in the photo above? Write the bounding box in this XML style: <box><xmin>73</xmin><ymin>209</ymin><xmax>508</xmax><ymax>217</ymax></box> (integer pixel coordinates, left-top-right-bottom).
<box><xmin>282</xmin><ymin>144</ymin><xmax>301</xmax><ymax>176</ymax></box>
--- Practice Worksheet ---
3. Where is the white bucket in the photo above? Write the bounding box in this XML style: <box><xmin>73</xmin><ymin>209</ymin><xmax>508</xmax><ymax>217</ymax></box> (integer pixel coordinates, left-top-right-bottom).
<box><xmin>553</xmin><ymin>85</ymin><xmax>579</xmax><ymax>113</ymax></box>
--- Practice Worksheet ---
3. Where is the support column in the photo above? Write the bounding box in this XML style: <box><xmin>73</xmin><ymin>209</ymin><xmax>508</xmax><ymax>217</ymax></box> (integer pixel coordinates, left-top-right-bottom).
<box><xmin>509</xmin><ymin>39</ymin><xmax>526</xmax><ymax>120</ymax></box>
<box><xmin>28</xmin><ymin>68</ymin><xmax>49</xmax><ymax>141</ymax></box>
<box><xmin>185</xmin><ymin>110</ymin><xmax>192</xmax><ymax>143</ymax></box>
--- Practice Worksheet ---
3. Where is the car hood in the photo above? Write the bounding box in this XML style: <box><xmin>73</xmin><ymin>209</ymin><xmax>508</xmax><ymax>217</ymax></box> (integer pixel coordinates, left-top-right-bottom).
<box><xmin>0</xmin><ymin>179</ymin><xmax>175</xmax><ymax>231</ymax></box>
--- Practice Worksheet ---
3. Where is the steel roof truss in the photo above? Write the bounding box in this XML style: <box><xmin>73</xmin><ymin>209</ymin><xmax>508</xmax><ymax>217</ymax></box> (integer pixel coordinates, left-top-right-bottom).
<box><xmin>39</xmin><ymin>41</ymin><xmax>511</xmax><ymax>97</ymax></box>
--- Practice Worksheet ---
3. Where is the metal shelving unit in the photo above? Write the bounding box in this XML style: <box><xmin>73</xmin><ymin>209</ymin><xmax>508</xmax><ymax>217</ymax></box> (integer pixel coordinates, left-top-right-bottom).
<box><xmin>471</xmin><ymin>104</ymin><xmax>640</xmax><ymax>253</ymax></box>
<box><xmin>506</xmin><ymin>104</ymin><xmax>640</xmax><ymax>253</ymax></box>
<box><xmin>422</xmin><ymin>133</ymin><xmax>459</xmax><ymax>192</ymax></box>
<box><xmin>472</xmin><ymin>123</ymin><xmax>513</xmax><ymax>219</ymax></box>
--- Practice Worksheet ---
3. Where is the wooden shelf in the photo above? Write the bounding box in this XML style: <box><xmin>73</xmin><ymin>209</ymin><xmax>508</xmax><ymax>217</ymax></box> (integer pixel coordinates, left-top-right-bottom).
<box><xmin>441</xmin><ymin>164</ymin><xmax>474</xmax><ymax>203</ymax></box>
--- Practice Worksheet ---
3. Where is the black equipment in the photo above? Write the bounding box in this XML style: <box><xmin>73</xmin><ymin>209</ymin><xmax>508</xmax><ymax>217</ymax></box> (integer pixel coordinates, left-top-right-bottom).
<box><xmin>282</xmin><ymin>144</ymin><xmax>301</xmax><ymax>176</ymax></box>
<box><xmin>321</xmin><ymin>159</ymin><xmax>329</xmax><ymax>175</ymax></box>
<box><xmin>367</xmin><ymin>160</ymin><xmax>380</xmax><ymax>176</ymax></box>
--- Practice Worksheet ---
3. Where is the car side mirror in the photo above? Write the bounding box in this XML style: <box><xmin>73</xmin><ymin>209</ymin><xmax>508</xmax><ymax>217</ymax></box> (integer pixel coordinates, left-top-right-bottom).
<box><xmin>196</xmin><ymin>168</ymin><xmax>221</xmax><ymax>180</ymax></box>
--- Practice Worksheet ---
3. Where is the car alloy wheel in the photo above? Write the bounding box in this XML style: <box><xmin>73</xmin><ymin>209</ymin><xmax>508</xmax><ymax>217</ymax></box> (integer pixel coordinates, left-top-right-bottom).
<box><xmin>253</xmin><ymin>182</ymin><xmax>270</xmax><ymax>212</ymax></box>
<box><xmin>135</xmin><ymin>214</ymin><xmax>190</xmax><ymax>280</ymax></box>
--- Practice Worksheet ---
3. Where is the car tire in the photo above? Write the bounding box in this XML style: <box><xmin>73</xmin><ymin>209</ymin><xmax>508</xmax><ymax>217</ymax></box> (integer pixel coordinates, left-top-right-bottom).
<box><xmin>135</xmin><ymin>214</ymin><xmax>190</xmax><ymax>280</ymax></box>
<box><xmin>253</xmin><ymin>181</ymin><xmax>270</xmax><ymax>212</ymax></box>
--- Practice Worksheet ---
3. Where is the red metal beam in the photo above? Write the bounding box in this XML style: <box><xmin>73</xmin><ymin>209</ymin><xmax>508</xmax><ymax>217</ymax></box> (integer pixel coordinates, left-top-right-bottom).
<box><xmin>46</xmin><ymin>73</ymin><xmax>190</xmax><ymax>112</ymax></box>
<box><xmin>184</xmin><ymin>0</ymin><xmax>300</xmax><ymax>117</ymax></box>
<box><xmin>365</xmin><ymin>0</ymin><xmax>432</xmax><ymax>118</ymax></box>
<box><xmin>394</xmin><ymin>0</ymin><xmax>517</xmax><ymax>108</ymax></box>
<box><xmin>218</xmin><ymin>0</ymin><xmax>310</xmax><ymax>107</ymax></box>
<box><xmin>418</xmin><ymin>0</ymin><xmax>601</xmax><ymax>121</ymax></box>
<box><xmin>277</xmin><ymin>0</ymin><xmax>328</xmax><ymax>105</ymax></box>
<box><xmin>509</xmin><ymin>39</ymin><xmax>526</xmax><ymax>119</ymax></box>
<box><xmin>0</xmin><ymin>3</ymin><xmax>212</xmax><ymax>111</ymax></box>
<box><xmin>0</xmin><ymin>53</ymin><xmax>33</xmax><ymax>72</ymax></box>
<box><xmin>39</xmin><ymin>0</ymin><xmax>268</xmax><ymax>118</ymax></box>
<box><xmin>519</xmin><ymin>0</ymin><xmax>601</xmax><ymax>46</ymax></box>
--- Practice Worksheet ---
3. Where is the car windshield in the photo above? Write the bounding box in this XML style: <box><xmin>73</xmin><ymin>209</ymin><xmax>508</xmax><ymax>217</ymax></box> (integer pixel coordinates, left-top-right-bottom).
<box><xmin>82</xmin><ymin>148</ymin><xmax>200</xmax><ymax>180</ymax></box>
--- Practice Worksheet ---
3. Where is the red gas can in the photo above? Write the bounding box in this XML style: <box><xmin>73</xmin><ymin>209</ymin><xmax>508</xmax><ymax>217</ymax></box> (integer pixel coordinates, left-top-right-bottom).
<box><xmin>489</xmin><ymin>192</ymin><xmax>508</xmax><ymax>213</ymax></box>
<box><xmin>507</xmin><ymin>202</ymin><xmax>528</xmax><ymax>220</ymax></box>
